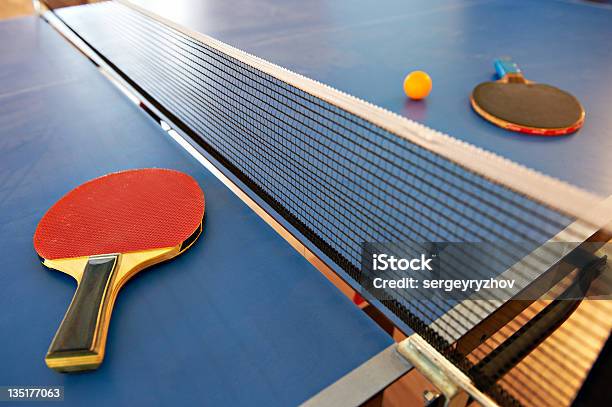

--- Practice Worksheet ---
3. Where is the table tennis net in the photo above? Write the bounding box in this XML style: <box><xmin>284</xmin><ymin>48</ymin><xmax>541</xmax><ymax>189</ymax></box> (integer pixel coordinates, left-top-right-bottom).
<box><xmin>51</xmin><ymin>2</ymin><xmax>609</xmax><ymax>406</ymax></box>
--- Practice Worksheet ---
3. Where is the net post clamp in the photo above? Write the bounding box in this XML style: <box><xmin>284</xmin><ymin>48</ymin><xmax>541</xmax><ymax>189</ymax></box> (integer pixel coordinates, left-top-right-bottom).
<box><xmin>397</xmin><ymin>335</ymin><xmax>499</xmax><ymax>407</ymax></box>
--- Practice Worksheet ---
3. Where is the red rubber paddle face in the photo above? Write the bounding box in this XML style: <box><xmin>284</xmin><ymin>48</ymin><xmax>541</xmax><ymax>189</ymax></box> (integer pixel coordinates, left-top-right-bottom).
<box><xmin>34</xmin><ymin>169</ymin><xmax>205</xmax><ymax>260</ymax></box>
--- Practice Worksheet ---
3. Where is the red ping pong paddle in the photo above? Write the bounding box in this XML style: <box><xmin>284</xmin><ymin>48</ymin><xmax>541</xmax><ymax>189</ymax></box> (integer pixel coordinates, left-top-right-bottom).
<box><xmin>471</xmin><ymin>58</ymin><xmax>585</xmax><ymax>136</ymax></box>
<box><xmin>34</xmin><ymin>168</ymin><xmax>205</xmax><ymax>372</ymax></box>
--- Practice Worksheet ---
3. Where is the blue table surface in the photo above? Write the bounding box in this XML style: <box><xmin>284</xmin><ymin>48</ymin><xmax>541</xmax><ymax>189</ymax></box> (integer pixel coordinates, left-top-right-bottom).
<box><xmin>0</xmin><ymin>17</ymin><xmax>393</xmax><ymax>406</ymax></box>
<box><xmin>130</xmin><ymin>0</ymin><xmax>612</xmax><ymax>196</ymax></box>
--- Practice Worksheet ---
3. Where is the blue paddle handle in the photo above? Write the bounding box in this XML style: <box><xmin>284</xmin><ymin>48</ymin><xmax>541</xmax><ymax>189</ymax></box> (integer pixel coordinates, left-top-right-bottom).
<box><xmin>494</xmin><ymin>58</ymin><xmax>521</xmax><ymax>79</ymax></box>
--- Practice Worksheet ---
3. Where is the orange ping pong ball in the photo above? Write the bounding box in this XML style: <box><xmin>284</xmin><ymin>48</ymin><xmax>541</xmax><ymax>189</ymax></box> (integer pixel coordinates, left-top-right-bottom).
<box><xmin>403</xmin><ymin>70</ymin><xmax>432</xmax><ymax>100</ymax></box>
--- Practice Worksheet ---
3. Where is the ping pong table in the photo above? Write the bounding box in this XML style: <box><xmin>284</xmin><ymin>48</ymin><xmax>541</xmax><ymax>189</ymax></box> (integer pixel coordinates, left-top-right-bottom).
<box><xmin>0</xmin><ymin>14</ymin><xmax>409</xmax><ymax>407</ymax></box>
<box><xmin>123</xmin><ymin>0</ymin><xmax>612</xmax><ymax>196</ymax></box>
<box><xmin>1</xmin><ymin>0</ymin><xmax>611</xmax><ymax>406</ymax></box>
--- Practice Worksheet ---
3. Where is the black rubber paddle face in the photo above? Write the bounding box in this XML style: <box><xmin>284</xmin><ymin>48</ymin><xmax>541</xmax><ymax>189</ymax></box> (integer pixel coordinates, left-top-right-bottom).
<box><xmin>472</xmin><ymin>82</ymin><xmax>584</xmax><ymax>132</ymax></box>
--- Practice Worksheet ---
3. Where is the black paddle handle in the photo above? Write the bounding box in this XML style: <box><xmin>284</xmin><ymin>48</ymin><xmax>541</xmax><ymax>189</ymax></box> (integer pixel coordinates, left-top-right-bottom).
<box><xmin>47</xmin><ymin>254</ymin><xmax>118</xmax><ymax>359</ymax></box>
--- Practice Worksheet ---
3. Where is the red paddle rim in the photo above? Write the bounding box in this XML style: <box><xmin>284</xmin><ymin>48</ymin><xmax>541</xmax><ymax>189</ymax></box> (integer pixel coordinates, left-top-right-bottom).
<box><xmin>470</xmin><ymin>94</ymin><xmax>585</xmax><ymax>136</ymax></box>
